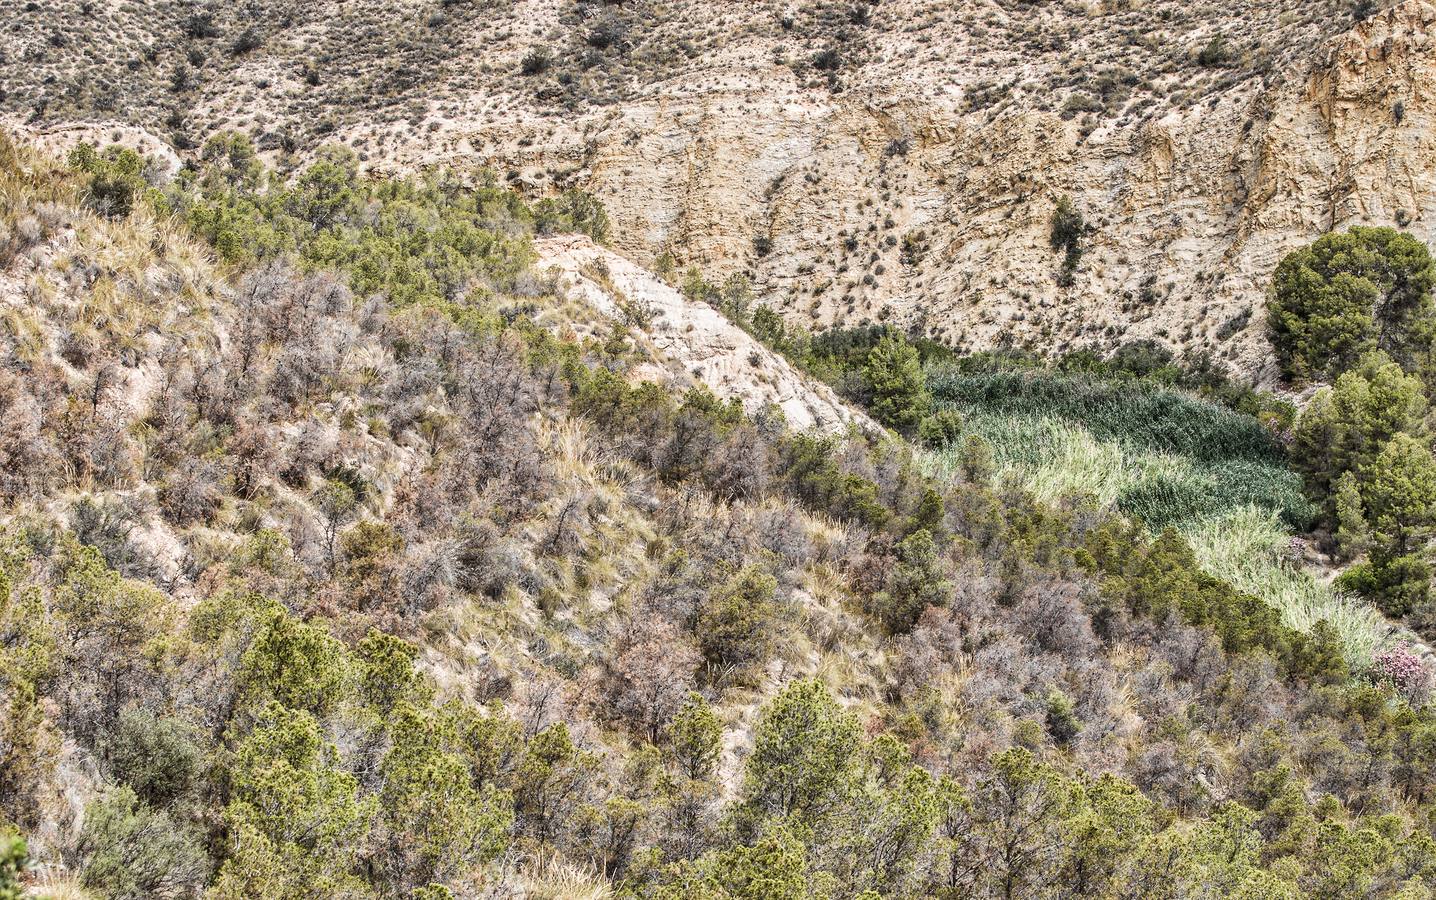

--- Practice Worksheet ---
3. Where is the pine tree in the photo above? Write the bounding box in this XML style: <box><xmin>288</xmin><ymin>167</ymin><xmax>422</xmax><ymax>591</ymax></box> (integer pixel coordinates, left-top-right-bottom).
<box><xmin>1364</xmin><ymin>433</ymin><xmax>1436</xmax><ymax>558</ymax></box>
<box><xmin>379</xmin><ymin>704</ymin><xmax>513</xmax><ymax>890</ymax></box>
<box><xmin>668</xmin><ymin>693</ymin><xmax>723</xmax><ymax>783</ymax></box>
<box><xmin>1292</xmin><ymin>351</ymin><xmax>1427</xmax><ymax>507</ymax></box>
<box><xmin>1333</xmin><ymin>471</ymin><xmax>1370</xmax><ymax>561</ymax></box>
<box><xmin>741</xmin><ymin>680</ymin><xmax>863</xmax><ymax>831</ymax></box>
<box><xmin>862</xmin><ymin>335</ymin><xmax>931</xmax><ymax>434</ymax></box>
<box><xmin>871</xmin><ymin>529</ymin><xmax>950</xmax><ymax>635</ymax></box>
<box><xmin>1267</xmin><ymin>227</ymin><xmax>1436</xmax><ymax>381</ymax></box>
<box><xmin>213</xmin><ymin>703</ymin><xmax>377</xmax><ymax>899</ymax></box>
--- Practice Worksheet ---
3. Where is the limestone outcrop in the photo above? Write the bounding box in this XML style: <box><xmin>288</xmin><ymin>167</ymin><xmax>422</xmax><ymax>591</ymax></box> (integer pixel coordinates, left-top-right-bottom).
<box><xmin>8</xmin><ymin>0</ymin><xmax>1436</xmax><ymax>378</ymax></box>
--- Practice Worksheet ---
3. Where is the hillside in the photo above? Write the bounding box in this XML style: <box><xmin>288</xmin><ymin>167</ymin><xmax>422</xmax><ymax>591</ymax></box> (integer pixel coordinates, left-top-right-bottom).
<box><xmin>4</xmin><ymin>0</ymin><xmax>1433</xmax><ymax>375</ymax></box>
<box><xmin>11</xmin><ymin>2</ymin><xmax>1436</xmax><ymax>898</ymax></box>
<box><xmin>535</xmin><ymin>234</ymin><xmax>869</xmax><ymax>433</ymax></box>
<box><xmin>3</xmin><ymin>119</ymin><xmax>1436</xmax><ymax>898</ymax></box>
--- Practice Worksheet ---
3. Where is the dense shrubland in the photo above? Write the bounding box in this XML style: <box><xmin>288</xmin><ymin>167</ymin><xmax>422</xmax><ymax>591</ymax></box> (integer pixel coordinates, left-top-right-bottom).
<box><xmin>679</xmin><ymin>280</ymin><xmax>1384</xmax><ymax>662</ymax></box>
<box><xmin>710</xmin><ymin>225</ymin><xmax>1436</xmax><ymax>652</ymax></box>
<box><xmin>1264</xmin><ymin>228</ymin><xmax>1436</xmax><ymax>629</ymax></box>
<box><xmin>4</xmin><ymin>132</ymin><xmax>1436</xmax><ymax>898</ymax></box>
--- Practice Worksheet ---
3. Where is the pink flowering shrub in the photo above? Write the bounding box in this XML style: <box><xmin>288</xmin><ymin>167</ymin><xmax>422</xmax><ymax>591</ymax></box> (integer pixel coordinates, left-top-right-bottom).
<box><xmin>1373</xmin><ymin>643</ymin><xmax>1430</xmax><ymax>699</ymax></box>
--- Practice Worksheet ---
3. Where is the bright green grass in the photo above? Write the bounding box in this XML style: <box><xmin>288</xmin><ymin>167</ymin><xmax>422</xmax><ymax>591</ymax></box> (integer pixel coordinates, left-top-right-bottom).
<box><xmin>921</xmin><ymin>375</ymin><xmax>1393</xmax><ymax>665</ymax></box>
<box><xmin>941</xmin><ymin>410</ymin><xmax>1311</xmax><ymax>531</ymax></box>
<box><xmin>1180</xmin><ymin>506</ymin><xmax>1389</xmax><ymax>668</ymax></box>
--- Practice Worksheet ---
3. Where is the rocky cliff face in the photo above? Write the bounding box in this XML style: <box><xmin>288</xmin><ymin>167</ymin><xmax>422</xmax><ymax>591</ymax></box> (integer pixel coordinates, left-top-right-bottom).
<box><xmin>536</xmin><ymin>235</ymin><xmax>872</xmax><ymax>433</ymax></box>
<box><xmin>5</xmin><ymin>0</ymin><xmax>1431</xmax><ymax>376</ymax></box>
<box><xmin>477</xmin><ymin>1</ymin><xmax>1436</xmax><ymax>382</ymax></box>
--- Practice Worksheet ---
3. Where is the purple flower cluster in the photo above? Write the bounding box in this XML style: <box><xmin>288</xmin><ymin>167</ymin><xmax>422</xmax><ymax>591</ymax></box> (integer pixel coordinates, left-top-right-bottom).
<box><xmin>1374</xmin><ymin>643</ymin><xmax>1428</xmax><ymax>695</ymax></box>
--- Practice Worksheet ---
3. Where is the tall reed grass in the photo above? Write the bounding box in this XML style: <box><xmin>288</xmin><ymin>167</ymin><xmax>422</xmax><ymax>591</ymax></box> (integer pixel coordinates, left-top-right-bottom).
<box><xmin>923</xmin><ymin>371</ymin><xmax>1395</xmax><ymax>665</ymax></box>
<box><xmin>934</xmin><ymin>410</ymin><xmax>1311</xmax><ymax>530</ymax></box>
<box><xmin>1180</xmin><ymin>506</ymin><xmax>1390</xmax><ymax>667</ymax></box>
<box><xmin>928</xmin><ymin>368</ymin><xmax>1284</xmax><ymax>464</ymax></box>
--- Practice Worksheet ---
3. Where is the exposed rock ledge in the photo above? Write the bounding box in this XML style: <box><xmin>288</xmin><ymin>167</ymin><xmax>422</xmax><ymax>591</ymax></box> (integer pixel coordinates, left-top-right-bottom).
<box><xmin>537</xmin><ymin>235</ymin><xmax>872</xmax><ymax>435</ymax></box>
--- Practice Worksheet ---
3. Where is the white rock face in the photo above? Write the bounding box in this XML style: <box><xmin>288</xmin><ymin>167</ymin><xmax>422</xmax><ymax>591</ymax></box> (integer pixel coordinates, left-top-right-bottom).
<box><xmin>12</xmin><ymin>0</ymin><xmax>1436</xmax><ymax>378</ymax></box>
<box><xmin>309</xmin><ymin>2</ymin><xmax>1436</xmax><ymax>383</ymax></box>
<box><xmin>537</xmin><ymin>235</ymin><xmax>871</xmax><ymax>434</ymax></box>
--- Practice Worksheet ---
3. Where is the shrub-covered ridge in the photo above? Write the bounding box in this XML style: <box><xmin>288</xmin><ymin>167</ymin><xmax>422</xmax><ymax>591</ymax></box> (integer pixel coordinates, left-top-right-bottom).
<box><xmin>2</xmin><ymin>132</ymin><xmax>1436</xmax><ymax>899</ymax></box>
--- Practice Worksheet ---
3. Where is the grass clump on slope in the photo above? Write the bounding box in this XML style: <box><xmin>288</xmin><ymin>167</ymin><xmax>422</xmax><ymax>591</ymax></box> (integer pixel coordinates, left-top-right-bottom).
<box><xmin>923</xmin><ymin>368</ymin><xmax>1392</xmax><ymax>666</ymax></box>
<box><xmin>926</xmin><ymin>369</ymin><xmax>1313</xmax><ymax>532</ymax></box>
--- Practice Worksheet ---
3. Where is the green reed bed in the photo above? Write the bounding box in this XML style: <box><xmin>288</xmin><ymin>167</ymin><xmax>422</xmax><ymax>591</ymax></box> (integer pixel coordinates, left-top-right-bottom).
<box><xmin>922</xmin><ymin>370</ymin><xmax>1392</xmax><ymax>664</ymax></box>
<box><xmin>927</xmin><ymin>368</ymin><xmax>1284</xmax><ymax>465</ymax></box>
<box><xmin>1180</xmin><ymin>506</ymin><xmax>1389</xmax><ymax>668</ymax></box>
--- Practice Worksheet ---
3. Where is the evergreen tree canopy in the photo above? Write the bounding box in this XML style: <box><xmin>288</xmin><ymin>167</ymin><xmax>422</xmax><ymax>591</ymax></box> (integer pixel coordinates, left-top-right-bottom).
<box><xmin>1267</xmin><ymin>227</ymin><xmax>1436</xmax><ymax>381</ymax></box>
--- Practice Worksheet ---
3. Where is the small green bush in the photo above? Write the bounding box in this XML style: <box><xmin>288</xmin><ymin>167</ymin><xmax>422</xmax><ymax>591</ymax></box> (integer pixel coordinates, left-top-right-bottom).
<box><xmin>533</xmin><ymin>190</ymin><xmax>610</xmax><ymax>243</ymax></box>
<box><xmin>1196</xmin><ymin>35</ymin><xmax>1236</xmax><ymax>68</ymax></box>
<box><xmin>68</xmin><ymin>144</ymin><xmax>148</xmax><ymax>219</ymax></box>
<box><xmin>105</xmin><ymin>709</ymin><xmax>200</xmax><ymax>807</ymax></box>
<box><xmin>0</xmin><ymin>830</ymin><xmax>24</xmax><ymax>900</ymax></box>
<box><xmin>917</xmin><ymin>409</ymin><xmax>963</xmax><ymax>448</ymax></box>
<box><xmin>1044</xmin><ymin>690</ymin><xmax>1080</xmax><ymax>746</ymax></box>
<box><xmin>77</xmin><ymin>788</ymin><xmax>209</xmax><ymax>899</ymax></box>
<box><xmin>520</xmin><ymin>46</ymin><xmax>551</xmax><ymax>75</ymax></box>
<box><xmin>1049</xmin><ymin>196</ymin><xmax>1085</xmax><ymax>280</ymax></box>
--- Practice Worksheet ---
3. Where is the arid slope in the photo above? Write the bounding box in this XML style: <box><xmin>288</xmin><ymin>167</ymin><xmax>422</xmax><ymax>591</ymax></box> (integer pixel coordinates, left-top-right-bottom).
<box><xmin>4</xmin><ymin>0</ymin><xmax>1432</xmax><ymax>377</ymax></box>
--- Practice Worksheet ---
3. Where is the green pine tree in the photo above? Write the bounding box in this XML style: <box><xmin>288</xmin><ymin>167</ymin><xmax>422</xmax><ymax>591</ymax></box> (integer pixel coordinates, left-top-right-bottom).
<box><xmin>862</xmin><ymin>334</ymin><xmax>931</xmax><ymax>433</ymax></box>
